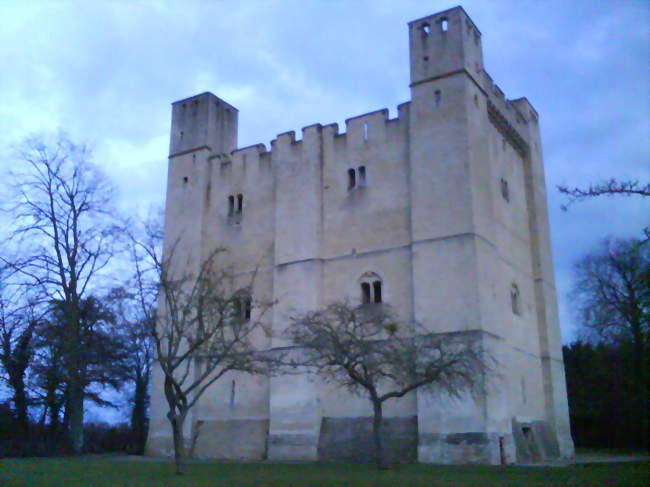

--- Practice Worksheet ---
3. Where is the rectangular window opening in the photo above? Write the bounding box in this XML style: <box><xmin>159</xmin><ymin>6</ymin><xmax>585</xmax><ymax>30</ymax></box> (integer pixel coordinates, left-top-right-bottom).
<box><xmin>373</xmin><ymin>281</ymin><xmax>382</xmax><ymax>303</ymax></box>
<box><xmin>237</xmin><ymin>194</ymin><xmax>243</xmax><ymax>213</ymax></box>
<box><xmin>348</xmin><ymin>168</ymin><xmax>356</xmax><ymax>190</ymax></box>
<box><xmin>358</xmin><ymin>166</ymin><xmax>366</xmax><ymax>185</ymax></box>
<box><xmin>228</xmin><ymin>195</ymin><xmax>235</xmax><ymax>216</ymax></box>
<box><xmin>244</xmin><ymin>298</ymin><xmax>252</xmax><ymax>320</ymax></box>
<box><xmin>361</xmin><ymin>282</ymin><xmax>371</xmax><ymax>304</ymax></box>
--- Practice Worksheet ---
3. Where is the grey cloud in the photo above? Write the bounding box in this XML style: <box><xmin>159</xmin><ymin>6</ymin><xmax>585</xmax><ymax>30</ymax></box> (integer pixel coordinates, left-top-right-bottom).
<box><xmin>0</xmin><ymin>0</ymin><xmax>647</xmax><ymax>343</ymax></box>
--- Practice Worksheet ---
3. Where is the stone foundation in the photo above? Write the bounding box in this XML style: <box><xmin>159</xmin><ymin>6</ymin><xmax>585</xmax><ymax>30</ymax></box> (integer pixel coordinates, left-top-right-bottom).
<box><xmin>419</xmin><ymin>432</ymin><xmax>503</xmax><ymax>464</ymax></box>
<box><xmin>193</xmin><ymin>419</ymin><xmax>269</xmax><ymax>460</ymax></box>
<box><xmin>512</xmin><ymin>419</ymin><xmax>560</xmax><ymax>462</ymax></box>
<box><xmin>318</xmin><ymin>416</ymin><xmax>417</xmax><ymax>463</ymax></box>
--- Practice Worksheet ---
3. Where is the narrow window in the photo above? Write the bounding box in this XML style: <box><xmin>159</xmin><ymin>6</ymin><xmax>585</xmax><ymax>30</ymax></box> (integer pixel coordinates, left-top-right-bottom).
<box><xmin>441</xmin><ymin>18</ymin><xmax>449</xmax><ymax>32</ymax></box>
<box><xmin>183</xmin><ymin>177</ymin><xmax>188</xmax><ymax>184</ymax></box>
<box><xmin>234</xmin><ymin>298</ymin><xmax>242</xmax><ymax>318</ymax></box>
<box><xmin>434</xmin><ymin>90</ymin><xmax>441</xmax><ymax>105</ymax></box>
<box><xmin>363</xmin><ymin>121</ymin><xmax>369</xmax><ymax>142</ymax></box>
<box><xmin>180</xmin><ymin>131</ymin><xmax>184</xmax><ymax>140</ymax></box>
<box><xmin>423</xmin><ymin>56</ymin><xmax>429</xmax><ymax>63</ymax></box>
<box><xmin>228</xmin><ymin>195</ymin><xmax>235</xmax><ymax>216</ymax></box>
<box><xmin>230</xmin><ymin>380</ymin><xmax>236</xmax><ymax>408</ymax></box>
<box><xmin>500</xmin><ymin>178</ymin><xmax>510</xmax><ymax>202</ymax></box>
<box><xmin>358</xmin><ymin>166</ymin><xmax>366</xmax><ymax>186</ymax></box>
<box><xmin>474</xmin><ymin>94</ymin><xmax>479</xmax><ymax>107</ymax></box>
<box><xmin>237</xmin><ymin>194</ymin><xmax>243</xmax><ymax>213</ymax></box>
<box><xmin>421</xmin><ymin>23</ymin><xmax>431</xmax><ymax>38</ymax></box>
<box><xmin>361</xmin><ymin>282</ymin><xmax>371</xmax><ymax>304</ymax></box>
<box><xmin>373</xmin><ymin>281</ymin><xmax>382</xmax><ymax>303</ymax></box>
<box><xmin>348</xmin><ymin>168</ymin><xmax>356</xmax><ymax>189</ymax></box>
<box><xmin>499</xmin><ymin>436</ymin><xmax>506</xmax><ymax>465</ymax></box>
<box><xmin>244</xmin><ymin>297</ymin><xmax>252</xmax><ymax>320</ymax></box>
<box><xmin>511</xmin><ymin>283</ymin><xmax>521</xmax><ymax>315</ymax></box>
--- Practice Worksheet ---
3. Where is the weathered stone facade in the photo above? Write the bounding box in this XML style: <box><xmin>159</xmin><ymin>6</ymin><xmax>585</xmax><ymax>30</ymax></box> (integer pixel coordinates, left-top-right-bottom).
<box><xmin>146</xmin><ymin>6</ymin><xmax>575</xmax><ymax>464</ymax></box>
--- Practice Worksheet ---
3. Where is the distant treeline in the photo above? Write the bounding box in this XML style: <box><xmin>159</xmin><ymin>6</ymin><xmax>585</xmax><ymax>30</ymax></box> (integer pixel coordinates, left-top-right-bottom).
<box><xmin>564</xmin><ymin>341</ymin><xmax>649</xmax><ymax>450</ymax></box>
<box><xmin>0</xmin><ymin>402</ymin><xmax>136</xmax><ymax>457</ymax></box>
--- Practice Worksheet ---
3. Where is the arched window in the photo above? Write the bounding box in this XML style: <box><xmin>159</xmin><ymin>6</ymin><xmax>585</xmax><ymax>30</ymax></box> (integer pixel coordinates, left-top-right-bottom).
<box><xmin>421</xmin><ymin>23</ymin><xmax>431</xmax><ymax>38</ymax></box>
<box><xmin>510</xmin><ymin>283</ymin><xmax>521</xmax><ymax>315</ymax></box>
<box><xmin>441</xmin><ymin>17</ymin><xmax>449</xmax><ymax>32</ymax></box>
<box><xmin>359</xmin><ymin>272</ymin><xmax>383</xmax><ymax>304</ymax></box>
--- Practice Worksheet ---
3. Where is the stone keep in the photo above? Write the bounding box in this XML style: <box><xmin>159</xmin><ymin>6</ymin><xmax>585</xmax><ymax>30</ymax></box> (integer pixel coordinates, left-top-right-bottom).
<box><xmin>147</xmin><ymin>6</ymin><xmax>575</xmax><ymax>464</ymax></box>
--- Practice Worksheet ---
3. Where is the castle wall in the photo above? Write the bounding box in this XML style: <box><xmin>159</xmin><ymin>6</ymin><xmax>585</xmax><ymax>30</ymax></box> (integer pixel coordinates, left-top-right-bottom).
<box><xmin>147</xmin><ymin>6</ymin><xmax>574</xmax><ymax>464</ymax></box>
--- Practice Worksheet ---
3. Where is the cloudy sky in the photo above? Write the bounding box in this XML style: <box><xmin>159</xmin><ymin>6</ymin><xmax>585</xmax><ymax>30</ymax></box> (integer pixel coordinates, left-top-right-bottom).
<box><xmin>1</xmin><ymin>0</ymin><xmax>648</xmax><ymax>346</ymax></box>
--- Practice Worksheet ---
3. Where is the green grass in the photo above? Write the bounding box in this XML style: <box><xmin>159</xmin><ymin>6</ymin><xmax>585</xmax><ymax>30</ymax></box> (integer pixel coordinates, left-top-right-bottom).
<box><xmin>0</xmin><ymin>457</ymin><xmax>647</xmax><ymax>487</ymax></box>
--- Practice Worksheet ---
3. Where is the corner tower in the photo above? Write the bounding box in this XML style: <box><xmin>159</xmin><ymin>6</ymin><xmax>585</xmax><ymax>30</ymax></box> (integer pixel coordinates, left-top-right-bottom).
<box><xmin>147</xmin><ymin>93</ymin><xmax>239</xmax><ymax>455</ymax></box>
<box><xmin>169</xmin><ymin>92</ymin><xmax>238</xmax><ymax>157</ymax></box>
<box><xmin>407</xmin><ymin>6</ymin><xmax>574</xmax><ymax>464</ymax></box>
<box><xmin>409</xmin><ymin>7</ymin><xmax>484</xmax><ymax>86</ymax></box>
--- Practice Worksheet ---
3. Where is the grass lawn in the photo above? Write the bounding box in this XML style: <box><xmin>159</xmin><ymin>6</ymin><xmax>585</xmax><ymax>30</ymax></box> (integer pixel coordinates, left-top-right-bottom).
<box><xmin>0</xmin><ymin>457</ymin><xmax>647</xmax><ymax>487</ymax></box>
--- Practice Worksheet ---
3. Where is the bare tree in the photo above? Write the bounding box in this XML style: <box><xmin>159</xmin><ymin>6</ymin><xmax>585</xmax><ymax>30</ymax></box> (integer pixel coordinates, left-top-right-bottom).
<box><xmin>286</xmin><ymin>302</ymin><xmax>491</xmax><ymax>469</ymax></box>
<box><xmin>131</xmin><ymin>224</ymin><xmax>272</xmax><ymax>474</ymax></box>
<box><xmin>571</xmin><ymin>238</ymin><xmax>649</xmax><ymax>447</ymax></box>
<box><xmin>1</xmin><ymin>134</ymin><xmax>122</xmax><ymax>453</ymax></box>
<box><xmin>0</xmin><ymin>267</ymin><xmax>43</xmax><ymax>441</ymax></box>
<box><xmin>558</xmin><ymin>178</ymin><xmax>649</xmax><ymax>210</ymax></box>
<box><xmin>106</xmin><ymin>285</ymin><xmax>154</xmax><ymax>454</ymax></box>
<box><xmin>30</xmin><ymin>316</ymin><xmax>67</xmax><ymax>450</ymax></box>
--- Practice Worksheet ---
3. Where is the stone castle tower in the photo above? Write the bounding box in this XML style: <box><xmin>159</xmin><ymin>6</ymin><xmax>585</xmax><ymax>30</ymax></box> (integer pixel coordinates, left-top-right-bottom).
<box><xmin>147</xmin><ymin>6</ymin><xmax>574</xmax><ymax>464</ymax></box>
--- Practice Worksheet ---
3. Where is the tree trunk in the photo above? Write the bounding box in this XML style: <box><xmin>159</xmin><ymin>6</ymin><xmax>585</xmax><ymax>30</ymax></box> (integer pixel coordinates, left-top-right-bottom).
<box><xmin>64</xmin><ymin>307</ymin><xmax>84</xmax><ymax>455</ymax></box>
<box><xmin>49</xmin><ymin>399</ymin><xmax>61</xmax><ymax>451</ymax></box>
<box><xmin>10</xmin><ymin>376</ymin><xmax>29</xmax><ymax>437</ymax></box>
<box><xmin>630</xmin><ymin>315</ymin><xmax>648</xmax><ymax>449</ymax></box>
<box><xmin>46</xmin><ymin>380</ymin><xmax>62</xmax><ymax>451</ymax></box>
<box><xmin>169</xmin><ymin>413</ymin><xmax>188</xmax><ymax>475</ymax></box>
<box><xmin>372</xmin><ymin>400</ymin><xmax>388</xmax><ymax>469</ymax></box>
<box><xmin>67</xmin><ymin>379</ymin><xmax>84</xmax><ymax>454</ymax></box>
<box><xmin>131</xmin><ymin>375</ymin><xmax>149</xmax><ymax>454</ymax></box>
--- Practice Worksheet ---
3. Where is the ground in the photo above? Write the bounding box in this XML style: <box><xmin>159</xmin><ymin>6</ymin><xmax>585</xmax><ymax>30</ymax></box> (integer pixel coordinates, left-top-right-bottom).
<box><xmin>0</xmin><ymin>456</ymin><xmax>648</xmax><ymax>487</ymax></box>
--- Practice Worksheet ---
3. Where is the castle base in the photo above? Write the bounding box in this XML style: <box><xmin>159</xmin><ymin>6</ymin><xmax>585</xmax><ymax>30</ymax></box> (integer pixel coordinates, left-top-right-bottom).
<box><xmin>146</xmin><ymin>417</ymin><xmax>567</xmax><ymax>465</ymax></box>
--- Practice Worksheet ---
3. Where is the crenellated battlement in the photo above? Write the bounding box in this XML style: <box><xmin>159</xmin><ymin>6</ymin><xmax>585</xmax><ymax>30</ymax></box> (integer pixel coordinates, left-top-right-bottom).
<box><xmin>480</xmin><ymin>70</ymin><xmax>535</xmax><ymax>125</ymax></box>
<box><xmin>200</xmin><ymin>102</ymin><xmax>412</xmax><ymax>178</ymax></box>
